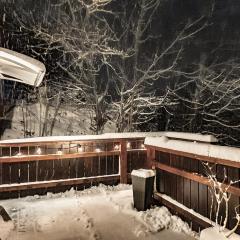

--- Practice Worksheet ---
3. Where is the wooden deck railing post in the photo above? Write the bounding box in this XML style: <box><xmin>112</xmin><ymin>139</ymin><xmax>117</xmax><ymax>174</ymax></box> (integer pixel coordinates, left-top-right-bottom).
<box><xmin>120</xmin><ymin>140</ymin><xmax>127</xmax><ymax>184</ymax></box>
<box><xmin>146</xmin><ymin>147</ymin><xmax>155</xmax><ymax>169</ymax></box>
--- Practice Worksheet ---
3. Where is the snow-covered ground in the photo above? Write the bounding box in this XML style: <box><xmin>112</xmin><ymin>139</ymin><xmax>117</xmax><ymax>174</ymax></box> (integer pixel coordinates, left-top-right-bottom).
<box><xmin>1</xmin><ymin>103</ymin><xmax>116</xmax><ymax>140</ymax></box>
<box><xmin>0</xmin><ymin>184</ymin><xmax>197</xmax><ymax>240</ymax></box>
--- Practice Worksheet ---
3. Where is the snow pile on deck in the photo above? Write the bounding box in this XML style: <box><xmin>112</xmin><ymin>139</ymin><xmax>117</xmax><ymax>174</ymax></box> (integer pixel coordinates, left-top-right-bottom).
<box><xmin>0</xmin><ymin>184</ymin><xmax>197</xmax><ymax>240</ymax></box>
<box><xmin>136</xmin><ymin>206</ymin><xmax>196</xmax><ymax>237</ymax></box>
<box><xmin>0</xmin><ymin>216</ymin><xmax>14</xmax><ymax>240</ymax></box>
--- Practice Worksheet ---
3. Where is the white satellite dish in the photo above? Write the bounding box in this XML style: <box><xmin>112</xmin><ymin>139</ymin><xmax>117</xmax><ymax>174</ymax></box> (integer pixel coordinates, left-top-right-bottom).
<box><xmin>0</xmin><ymin>47</ymin><xmax>46</xmax><ymax>87</ymax></box>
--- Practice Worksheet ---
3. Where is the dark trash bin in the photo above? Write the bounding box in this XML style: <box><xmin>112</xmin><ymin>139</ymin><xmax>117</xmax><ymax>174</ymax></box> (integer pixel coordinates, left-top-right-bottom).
<box><xmin>131</xmin><ymin>169</ymin><xmax>155</xmax><ymax>211</ymax></box>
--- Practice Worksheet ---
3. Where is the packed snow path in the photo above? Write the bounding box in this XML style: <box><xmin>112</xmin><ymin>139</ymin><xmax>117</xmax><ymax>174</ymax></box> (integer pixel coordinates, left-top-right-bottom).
<box><xmin>0</xmin><ymin>185</ymin><xmax>197</xmax><ymax>240</ymax></box>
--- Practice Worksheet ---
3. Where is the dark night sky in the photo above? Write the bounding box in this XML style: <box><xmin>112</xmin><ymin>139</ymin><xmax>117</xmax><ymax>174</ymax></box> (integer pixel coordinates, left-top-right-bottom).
<box><xmin>0</xmin><ymin>0</ymin><xmax>240</xmax><ymax>144</ymax></box>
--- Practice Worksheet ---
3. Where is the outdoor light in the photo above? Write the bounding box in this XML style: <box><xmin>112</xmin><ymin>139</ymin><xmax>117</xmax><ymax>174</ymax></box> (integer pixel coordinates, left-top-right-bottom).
<box><xmin>127</xmin><ymin>142</ymin><xmax>131</xmax><ymax>149</ymax></box>
<box><xmin>16</xmin><ymin>152</ymin><xmax>22</xmax><ymax>156</ymax></box>
<box><xmin>95</xmin><ymin>148</ymin><xmax>101</xmax><ymax>153</ymax></box>
<box><xmin>114</xmin><ymin>144</ymin><xmax>120</xmax><ymax>151</ymax></box>
<box><xmin>141</xmin><ymin>144</ymin><xmax>145</xmax><ymax>149</ymax></box>
<box><xmin>36</xmin><ymin>147</ymin><xmax>42</xmax><ymax>155</ymax></box>
<box><xmin>57</xmin><ymin>149</ymin><xmax>63</xmax><ymax>155</ymax></box>
<box><xmin>78</xmin><ymin>145</ymin><xmax>83</xmax><ymax>152</ymax></box>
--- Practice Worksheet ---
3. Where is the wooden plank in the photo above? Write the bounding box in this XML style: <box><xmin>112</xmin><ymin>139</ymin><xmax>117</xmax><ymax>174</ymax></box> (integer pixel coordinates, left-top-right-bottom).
<box><xmin>146</xmin><ymin>148</ymin><xmax>155</xmax><ymax>169</ymax></box>
<box><xmin>0</xmin><ymin>151</ymin><xmax>120</xmax><ymax>163</ymax></box>
<box><xmin>76</xmin><ymin>158</ymin><xmax>85</xmax><ymax>178</ymax></box>
<box><xmin>10</xmin><ymin>162</ymin><xmax>20</xmax><ymax>184</ymax></box>
<box><xmin>191</xmin><ymin>159</ymin><xmax>199</xmax><ymax>212</ymax></box>
<box><xmin>52</xmin><ymin>159</ymin><xmax>60</xmax><ymax>180</ymax></box>
<box><xmin>2</xmin><ymin>163</ymin><xmax>10</xmax><ymax>184</ymax></box>
<box><xmin>75</xmin><ymin>158</ymin><xmax>85</xmax><ymax>191</ymax></box>
<box><xmin>37</xmin><ymin>160</ymin><xmax>50</xmax><ymax>181</ymax></box>
<box><xmin>154</xmin><ymin>192</ymin><xmax>212</xmax><ymax>230</ymax></box>
<box><xmin>156</xmin><ymin>168</ymin><xmax>164</xmax><ymax>194</ymax></box>
<box><xmin>28</xmin><ymin>161</ymin><xmax>37</xmax><ymax>182</ymax></box>
<box><xmin>170</xmin><ymin>154</ymin><xmax>177</xmax><ymax>200</ymax></box>
<box><xmin>158</xmin><ymin>151</ymin><xmax>170</xmax><ymax>165</ymax></box>
<box><xmin>0</xmin><ymin>162</ymin><xmax>2</xmax><ymax>185</ymax></box>
<box><xmin>84</xmin><ymin>157</ymin><xmax>92</xmax><ymax>178</ymax></box>
<box><xmin>216</xmin><ymin>165</ymin><xmax>227</xmax><ymax>226</ymax></box>
<box><xmin>106</xmin><ymin>156</ymin><xmax>114</xmax><ymax>175</ymax></box>
<box><xmin>227</xmin><ymin>166</ymin><xmax>240</xmax><ymax>231</ymax></box>
<box><xmin>100</xmin><ymin>156</ymin><xmax>107</xmax><ymax>176</ymax></box>
<box><xmin>91</xmin><ymin>156</ymin><xmax>99</xmax><ymax>177</ymax></box>
<box><xmin>153</xmin><ymin>161</ymin><xmax>240</xmax><ymax>197</ymax></box>
<box><xmin>69</xmin><ymin>158</ymin><xmax>77</xmax><ymax>179</ymax></box>
<box><xmin>60</xmin><ymin>159</ymin><xmax>71</xmax><ymax>179</ymax></box>
<box><xmin>120</xmin><ymin>140</ymin><xmax>127</xmax><ymax>184</ymax></box>
<box><xmin>146</xmin><ymin>145</ymin><xmax>240</xmax><ymax>169</ymax></box>
<box><xmin>113</xmin><ymin>155</ymin><xmax>119</xmax><ymax>174</ymax></box>
<box><xmin>198</xmin><ymin>163</ymin><xmax>208</xmax><ymax>218</ymax></box>
<box><xmin>182</xmin><ymin>157</ymin><xmax>191</xmax><ymax>208</ymax></box>
<box><xmin>164</xmin><ymin>171</ymin><xmax>171</xmax><ymax>197</ymax></box>
<box><xmin>127</xmin><ymin>152</ymin><xmax>132</xmax><ymax>173</ymax></box>
<box><xmin>0</xmin><ymin>175</ymin><xmax>120</xmax><ymax>192</ymax></box>
<box><xmin>175</xmin><ymin>155</ymin><xmax>184</xmax><ymax>204</ymax></box>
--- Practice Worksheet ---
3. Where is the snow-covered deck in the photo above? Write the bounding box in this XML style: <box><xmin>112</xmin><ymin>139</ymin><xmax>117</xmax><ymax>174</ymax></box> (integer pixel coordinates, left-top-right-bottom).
<box><xmin>0</xmin><ymin>184</ymin><xmax>196</xmax><ymax>240</ymax></box>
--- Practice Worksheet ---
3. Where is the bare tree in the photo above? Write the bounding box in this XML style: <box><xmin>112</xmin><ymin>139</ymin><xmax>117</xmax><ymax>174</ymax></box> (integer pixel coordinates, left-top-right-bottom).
<box><xmin>17</xmin><ymin>0</ymin><xmax>127</xmax><ymax>134</ymax></box>
<box><xmin>111</xmin><ymin>0</ymin><xmax>207</xmax><ymax>132</ymax></box>
<box><xmin>204</xmin><ymin>162</ymin><xmax>240</xmax><ymax>237</ymax></box>
<box><xmin>168</xmin><ymin>59</ymin><xmax>240</xmax><ymax>145</ymax></box>
<box><xmin>13</xmin><ymin>0</ymin><xmax>207</xmax><ymax>134</ymax></box>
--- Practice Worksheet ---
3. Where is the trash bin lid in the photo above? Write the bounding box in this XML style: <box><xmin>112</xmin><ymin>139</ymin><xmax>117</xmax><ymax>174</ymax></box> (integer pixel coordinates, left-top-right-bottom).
<box><xmin>131</xmin><ymin>169</ymin><xmax>155</xmax><ymax>178</ymax></box>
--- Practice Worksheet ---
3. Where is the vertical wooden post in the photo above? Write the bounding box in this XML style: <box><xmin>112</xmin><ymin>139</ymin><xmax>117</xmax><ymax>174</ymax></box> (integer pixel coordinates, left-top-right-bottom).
<box><xmin>0</xmin><ymin>146</ymin><xmax>2</xmax><ymax>185</ymax></box>
<box><xmin>120</xmin><ymin>140</ymin><xmax>127</xmax><ymax>184</ymax></box>
<box><xmin>146</xmin><ymin>147</ymin><xmax>155</xmax><ymax>169</ymax></box>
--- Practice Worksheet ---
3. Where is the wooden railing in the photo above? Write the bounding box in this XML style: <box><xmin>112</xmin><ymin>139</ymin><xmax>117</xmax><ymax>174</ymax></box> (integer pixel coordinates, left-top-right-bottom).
<box><xmin>0</xmin><ymin>137</ymin><xmax>147</xmax><ymax>199</ymax></box>
<box><xmin>145</xmin><ymin>144</ymin><xmax>240</xmax><ymax>233</ymax></box>
<box><xmin>1</xmin><ymin>133</ymin><xmax>240</xmax><ymax>234</ymax></box>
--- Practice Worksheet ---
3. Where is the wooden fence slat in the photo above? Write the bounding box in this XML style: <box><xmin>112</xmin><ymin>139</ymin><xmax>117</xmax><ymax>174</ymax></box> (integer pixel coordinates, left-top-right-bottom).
<box><xmin>120</xmin><ymin>141</ymin><xmax>127</xmax><ymax>184</ymax></box>
<box><xmin>227</xmin><ymin>167</ymin><xmax>240</xmax><ymax>232</ymax></box>
<box><xmin>19</xmin><ymin>161</ymin><xmax>29</xmax><ymax>197</ymax></box>
<box><xmin>170</xmin><ymin>154</ymin><xmax>177</xmax><ymax>200</ymax></box>
<box><xmin>190</xmin><ymin>158</ymin><xmax>199</xmax><ymax>212</ymax></box>
<box><xmin>113</xmin><ymin>155</ymin><xmax>119</xmax><ymax>174</ymax></box>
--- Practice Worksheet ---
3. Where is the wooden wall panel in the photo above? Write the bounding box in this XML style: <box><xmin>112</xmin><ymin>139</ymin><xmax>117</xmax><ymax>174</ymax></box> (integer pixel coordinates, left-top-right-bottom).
<box><xmin>227</xmin><ymin>166</ymin><xmax>240</xmax><ymax>232</ymax></box>
<box><xmin>19</xmin><ymin>161</ymin><xmax>29</xmax><ymax>197</ymax></box>
<box><xmin>154</xmin><ymin>149</ymin><xmax>240</xmax><ymax>234</ymax></box>
<box><xmin>190</xmin><ymin>159</ymin><xmax>199</xmax><ymax>213</ymax></box>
